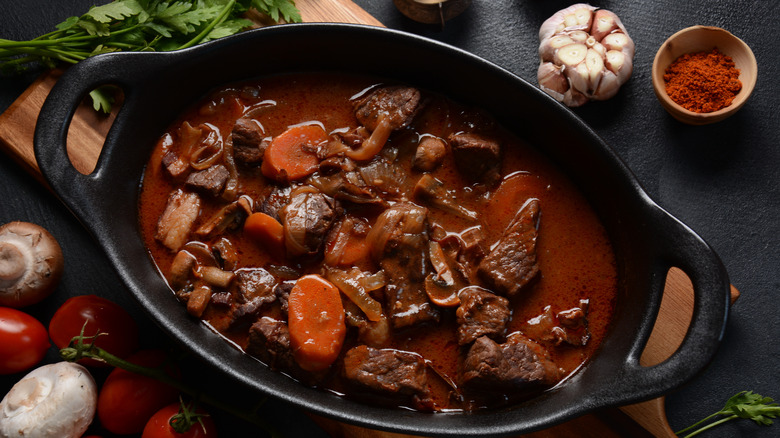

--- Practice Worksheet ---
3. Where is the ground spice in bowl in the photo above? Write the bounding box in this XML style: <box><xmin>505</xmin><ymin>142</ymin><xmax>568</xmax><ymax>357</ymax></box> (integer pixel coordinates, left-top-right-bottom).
<box><xmin>663</xmin><ymin>48</ymin><xmax>742</xmax><ymax>113</ymax></box>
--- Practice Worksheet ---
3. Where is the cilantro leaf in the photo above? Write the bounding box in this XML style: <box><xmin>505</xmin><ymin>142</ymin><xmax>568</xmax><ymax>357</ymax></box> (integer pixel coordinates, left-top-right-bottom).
<box><xmin>88</xmin><ymin>87</ymin><xmax>115</xmax><ymax>114</ymax></box>
<box><xmin>0</xmin><ymin>0</ymin><xmax>301</xmax><ymax>113</ymax></box>
<box><xmin>676</xmin><ymin>391</ymin><xmax>780</xmax><ymax>437</ymax></box>
<box><xmin>85</xmin><ymin>0</ymin><xmax>144</xmax><ymax>23</ymax></box>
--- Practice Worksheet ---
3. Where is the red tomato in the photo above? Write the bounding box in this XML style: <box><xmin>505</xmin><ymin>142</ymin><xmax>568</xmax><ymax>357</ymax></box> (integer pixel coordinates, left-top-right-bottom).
<box><xmin>142</xmin><ymin>403</ymin><xmax>217</xmax><ymax>438</ymax></box>
<box><xmin>48</xmin><ymin>294</ymin><xmax>139</xmax><ymax>366</ymax></box>
<box><xmin>0</xmin><ymin>307</ymin><xmax>50</xmax><ymax>374</ymax></box>
<box><xmin>98</xmin><ymin>349</ymin><xmax>180</xmax><ymax>435</ymax></box>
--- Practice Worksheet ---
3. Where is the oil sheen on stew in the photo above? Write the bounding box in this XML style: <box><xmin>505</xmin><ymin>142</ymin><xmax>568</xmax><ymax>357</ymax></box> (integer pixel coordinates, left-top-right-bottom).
<box><xmin>138</xmin><ymin>73</ymin><xmax>617</xmax><ymax>412</ymax></box>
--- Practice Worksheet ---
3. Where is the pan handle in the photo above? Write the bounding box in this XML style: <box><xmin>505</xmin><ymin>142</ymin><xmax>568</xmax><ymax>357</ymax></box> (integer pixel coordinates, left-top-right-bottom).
<box><xmin>610</xmin><ymin>204</ymin><xmax>730</xmax><ymax>403</ymax></box>
<box><xmin>34</xmin><ymin>53</ymin><xmax>155</xmax><ymax>217</ymax></box>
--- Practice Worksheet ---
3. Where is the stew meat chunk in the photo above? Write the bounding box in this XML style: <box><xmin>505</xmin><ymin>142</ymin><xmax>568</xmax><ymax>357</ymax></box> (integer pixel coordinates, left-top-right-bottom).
<box><xmin>140</xmin><ymin>75</ymin><xmax>617</xmax><ymax>413</ymax></box>
<box><xmin>477</xmin><ymin>199</ymin><xmax>541</xmax><ymax>296</ymax></box>
<box><xmin>343</xmin><ymin>345</ymin><xmax>433</xmax><ymax>410</ymax></box>
<box><xmin>461</xmin><ymin>333</ymin><xmax>561</xmax><ymax>393</ymax></box>
<box><xmin>456</xmin><ymin>286</ymin><xmax>511</xmax><ymax>345</ymax></box>
<box><xmin>368</xmin><ymin>202</ymin><xmax>440</xmax><ymax>329</ymax></box>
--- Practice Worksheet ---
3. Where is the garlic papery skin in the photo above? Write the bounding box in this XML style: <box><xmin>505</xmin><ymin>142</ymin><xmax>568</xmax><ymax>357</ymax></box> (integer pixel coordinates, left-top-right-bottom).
<box><xmin>537</xmin><ymin>3</ymin><xmax>634</xmax><ymax>107</ymax></box>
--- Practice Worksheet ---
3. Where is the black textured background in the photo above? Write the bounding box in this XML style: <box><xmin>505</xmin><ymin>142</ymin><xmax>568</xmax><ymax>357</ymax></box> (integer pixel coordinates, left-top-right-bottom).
<box><xmin>1</xmin><ymin>1</ymin><xmax>779</xmax><ymax>437</ymax></box>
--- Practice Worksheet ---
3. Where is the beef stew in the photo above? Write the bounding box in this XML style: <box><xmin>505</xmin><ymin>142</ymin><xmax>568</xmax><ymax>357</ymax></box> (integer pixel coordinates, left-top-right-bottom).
<box><xmin>139</xmin><ymin>72</ymin><xmax>618</xmax><ymax>412</ymax></box>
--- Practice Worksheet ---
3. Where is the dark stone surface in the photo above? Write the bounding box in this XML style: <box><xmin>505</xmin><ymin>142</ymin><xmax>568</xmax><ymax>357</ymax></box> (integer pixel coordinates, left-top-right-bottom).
<box><xmin>1</xmin><ymin>1</ymin><xmax>778</xmax><ymax>437</ymax></box>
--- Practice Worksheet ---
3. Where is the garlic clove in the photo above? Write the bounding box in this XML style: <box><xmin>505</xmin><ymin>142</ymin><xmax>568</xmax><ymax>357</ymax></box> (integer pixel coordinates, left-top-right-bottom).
<box><xmin>569</xmin><ymin>31</ymin><xmax>590</xmax><ymax>43</ymax></box>
<box><xmin>539</xmin><ymin>35</ymin><xmax>574</xmax><ymax>62</ymax></box>
<box><xmin>563</xmin><ymin>6</ymin><xmax>594</xmax><ymax>31</ymax></box>
<box><xmin>537</xmin><ymin>62</ymin><xmax>569</xmax><ymax>99</ymax></box>
<box><xmin>539</xmin><ymin>3</ymin><xmax>596</xmax><ymax>40</ymax></box>
<box><xmin>590</xmin><ymin>9</ymin><xmax>619</xmax><ymax>41</ymax></box>
<box><xmin>594</xmin><ymin>70</ymin><xmax>621</xmax><ymax>101</ymax></box>
<box><xmin>602</xmin><ymin>32</ymin><xmax>633</xmax><ymax>53</ymax></box>
<box><xmin>591</xmin><ymin>41</ymin><xmax>607</xmax><ymax>58</ymax></box>
<box><xmin>605</xmin><ymin>50</ymin><xmax>625</xmax><ymax>74</ymax></box>
<box><xmin>555</xmin><ymin>43</ymin><xmax>588</xmax><ymax>68</ymax></box>
<box><xmin>563</xmin><ymin>86</ymin><xmax>589</xmax><ymax>107</ymax></box>
<box><xmin>585</xmin><ymin>49</ymin><xmax>605</xmax><ymax>89</ymax></box>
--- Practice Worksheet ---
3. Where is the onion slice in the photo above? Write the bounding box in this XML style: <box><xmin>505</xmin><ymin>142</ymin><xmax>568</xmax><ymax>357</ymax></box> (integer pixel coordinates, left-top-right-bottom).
<box><xmin>326</xmin><ymin>267</ymin><xmax>385</xmax><ymax>322</ymax></box>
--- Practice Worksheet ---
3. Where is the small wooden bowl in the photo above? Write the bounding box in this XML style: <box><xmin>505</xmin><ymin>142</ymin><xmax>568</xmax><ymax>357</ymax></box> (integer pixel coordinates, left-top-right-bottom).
<box><xmin>652</xmin><ymin>25</ymin><xmax>757</xmax><ymax>125</ymax></box>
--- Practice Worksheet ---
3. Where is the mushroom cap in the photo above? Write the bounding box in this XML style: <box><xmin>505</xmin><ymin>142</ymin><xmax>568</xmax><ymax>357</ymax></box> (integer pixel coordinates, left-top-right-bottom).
<box><xmin>0</xmin><ymin>362</ymin><xmax>97</xmax><ymax>438</ymax></box>
<box><xmin>0</xmin><ymin>221</ymin><xmax>64</xmax><ymax>308</ymax></box>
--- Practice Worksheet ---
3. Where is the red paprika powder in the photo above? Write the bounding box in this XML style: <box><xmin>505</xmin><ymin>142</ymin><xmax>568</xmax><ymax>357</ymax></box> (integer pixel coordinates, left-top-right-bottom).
<box><xmin>663</xmin><ymin>48</ymin><xmax>742</xmax><ymax>113</ymax></box>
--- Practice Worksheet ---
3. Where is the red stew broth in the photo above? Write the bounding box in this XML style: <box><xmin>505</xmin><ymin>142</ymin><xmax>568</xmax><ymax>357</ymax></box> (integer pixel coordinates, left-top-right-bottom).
<box><xmin>138</xmin><ymin>73</ymin><xmax>617</xmax><ymax>411</ymax></box>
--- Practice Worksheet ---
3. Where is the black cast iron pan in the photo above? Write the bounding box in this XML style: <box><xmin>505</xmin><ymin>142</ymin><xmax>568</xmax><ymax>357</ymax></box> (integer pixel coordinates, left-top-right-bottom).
<box><xmin>33</xmin><ymin>23</ymin><xmax>730</xmax><ymax>437</ymax></box>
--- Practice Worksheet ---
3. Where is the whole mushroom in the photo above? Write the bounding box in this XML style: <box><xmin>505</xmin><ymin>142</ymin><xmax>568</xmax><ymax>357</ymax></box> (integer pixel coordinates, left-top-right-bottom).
<box><xmin>0</xmin><ymin>362</ymin><xmax>98</xmax><ymax>438</ymax></box>
<box><xmin>537</xmin><ymin>3</ymin><xmax>635</xmax><ymax>107</ymax></box>
<box><xmin>0</xmin><ymin>221</ymin><xmax>64</xmax><ymax>307</ymax></box>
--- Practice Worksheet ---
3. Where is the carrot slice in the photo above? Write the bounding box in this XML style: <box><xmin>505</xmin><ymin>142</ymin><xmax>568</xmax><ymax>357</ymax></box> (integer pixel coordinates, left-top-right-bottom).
<box><xmin>288</xmin><ymin>274</ymin><xmax>346</xmax><ymax>372</ymax></box>
<box><xmin>244</xmin><ymin>212</ymin><xmax>285</xmax><ymax>259</ymax></box>
<box><xmin>261</xmin><ymin>124</ymin><xmax>326</xmax><ymax>182</ymax></box>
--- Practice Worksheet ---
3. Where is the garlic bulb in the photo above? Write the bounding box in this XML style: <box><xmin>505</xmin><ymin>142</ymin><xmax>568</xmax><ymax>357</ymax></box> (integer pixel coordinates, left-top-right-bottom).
<box><xmin>537</xmin><ymin>4</ymin><xmax>634</xmax><ymax>107</ymax></box>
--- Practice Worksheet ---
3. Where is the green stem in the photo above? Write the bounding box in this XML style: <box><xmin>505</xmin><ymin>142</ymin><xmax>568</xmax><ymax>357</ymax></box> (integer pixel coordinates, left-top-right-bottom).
<box><xmin>60</xmin><ymin>342</ymin><xmax>283</xmax><ymax>438</ymax></box>
<box><xmin>680</xmin><ymin>415</ymin><xmax>737</xmax><ymax>438</ymax></box>
<box><xmin>176</xmin><ymin>0</ymin><xmax>235</xmax><ymax>50</ymax></box>
<box><xmin>675</xmin><ymin>411</ymin><xmax>725</xmax><ymax>435</ymax></box>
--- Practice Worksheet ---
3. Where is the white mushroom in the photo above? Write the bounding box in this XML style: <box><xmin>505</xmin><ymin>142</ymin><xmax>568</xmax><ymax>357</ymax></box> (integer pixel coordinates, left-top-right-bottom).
<box><xmin>0</xmin><ymin>362</ymin><xmax>97</xmax><ymax>438</ymax></box>
<box><xmin>0</xmin><ymin>222</ymin><xmax>64</xmax><ymax>308</ymax></box>
<box><xmin>537</xmin><ymin>3</ymin><xmax>635</xmax><ymax>107</ymax></box>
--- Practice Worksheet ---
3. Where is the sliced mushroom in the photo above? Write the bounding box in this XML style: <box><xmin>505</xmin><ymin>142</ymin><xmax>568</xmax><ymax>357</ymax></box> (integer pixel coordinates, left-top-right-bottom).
<box><xmin>413</xmin><ymin>174</ymin><xmax>478</xmax><ymax>220</ymax></box>
<box><xmin>195</xmin><ymin>195</ymin><xmax>252</xmax><ymax>238</ymax></box>
<box><xmin>0</xmin><ymin>222</ymin><xmax>64</xmax><ymax>308</ymax></box>
<box><xmin>412</xmin><ymin>135</ymin><xmax>447</xmax><ymax>172</ymax></box>
<box><xmin>348</xmin><ymin>86</ymin><xmax>423</xmax><ymax>161</ymax></box>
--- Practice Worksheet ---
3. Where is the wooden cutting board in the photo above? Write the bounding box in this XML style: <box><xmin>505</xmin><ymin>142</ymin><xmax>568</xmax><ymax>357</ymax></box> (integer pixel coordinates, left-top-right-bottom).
<box><xmin>0</xmin><ymin>1</ymin><xmax>739</xmax><ymax>436</ymax></box>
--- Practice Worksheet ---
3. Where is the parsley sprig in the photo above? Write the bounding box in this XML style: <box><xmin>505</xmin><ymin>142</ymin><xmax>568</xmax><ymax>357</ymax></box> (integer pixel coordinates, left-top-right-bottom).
<box><xmin>676</xmin><ymin>391</ymin><xmax>780</xmax><ymax>437</ymax></box>
<box><xmin>0</xmin><ymin>0</ymin><xmax>300</xmax><ymax>70</ymax></box>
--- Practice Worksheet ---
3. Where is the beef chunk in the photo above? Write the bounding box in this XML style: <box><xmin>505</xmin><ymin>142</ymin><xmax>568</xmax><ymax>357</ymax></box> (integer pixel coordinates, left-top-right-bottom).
<box><xmin>236</xmin><ymin>268</ymin><xmax>277</xmax><ymax>303</ymax></box>
<box><xmin>477</xmin><ymin>199</ymin><xmax>540</xmax><ymax>296</ymax></box>
<box><xmin>523</xmin><ymin>299</ymin><xmax>590</xmax><ymax>347</ymax></box>
<box><xmin>456</xmin><ymin>286</ymin><xmax>511</xmax><ymax>345</ymax></box>
<box><xmin>230</xmin><ymin>268</ymin><xmax>277</xmax><ymax>325</ymax></box>
<box><xmin>155</xmin><ymin>189</ymin><xmax>201</xmax><ymax>252</ymax></box>
<box><xmin>448</xmin><ymin>133</ymin><xmax>501</xmax><ymax>183</ymax></box>
<box><xmin>460</xmin><ymin>334</ymin><xmax>561</xmax><ymax>393</ymax></box>
<box><xmin>259</xmin><ymin>185</ymin><xmax>292</xmax><ymax>222</ymax></box>
<box><xmin>246</xmin><ymin>317</ymin><xmax>296</xmax><ymax>371</ymax></box>
<box><xmin>343</xmin><ymin>345</ymin><xmax>433</xmax><ymax>410</ymax></box>
<box><xmin>354</xmin><ymin>86</ymin><xmax>422</xmax><ymax>131</ymax></box>
<box><xmin>413</xmin><ymin>136</ymin><xmax>446</xmax><ymax>172</ymax></box>
<box><xmin>185</xmin><ymin>164</ymin><xmax>229</xmax><ymax>197</ymax></box>
<box><xmin>162</xmin><ymin>150</ymin><xmax>189</xmax><ymax>179</ymax></box>
<box><xmin>231</xmin><ymin>118</ymin><xmax>268</xmax><ymax>165</ymax></box>
<box><xmin>367</xmin><ymin>203</ymin><xmax>439</xmax><ymax>329</ymax></box>
<box><xmin>274</xmin><ymin>280</ymin><xmax>295</xmax><ymax>316</ymax></box>
<box><xmin>279</xmin><ymin>188</ymin><xmax>338</xmax><ymax>257</ymax></box>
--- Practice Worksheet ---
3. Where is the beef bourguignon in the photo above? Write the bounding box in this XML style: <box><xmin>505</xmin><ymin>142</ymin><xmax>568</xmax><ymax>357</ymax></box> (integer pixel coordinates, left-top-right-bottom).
<box><xmin>139</xmin><ymin>73</ymin><xmax>617</xmax><ymax>411</ymax></box>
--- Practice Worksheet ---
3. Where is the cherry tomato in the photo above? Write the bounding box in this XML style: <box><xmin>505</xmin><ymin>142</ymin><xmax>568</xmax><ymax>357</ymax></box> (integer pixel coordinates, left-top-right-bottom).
<box><xmin>48</xmin><ymin>294</ymin><xmax>139</xmax><ymax>366</ymax></box>
<box><xmin>142</xmin><ymin>403</ymin><xmax>217</xmax><ymax>438</ymax></box>
<box><xmin>0</xmin><ymin>307</ymin><xmax>50</xmax><ymax>374</ymax></box>
<box><xmin>98</xmin><ymin>349</ymin><xmax>181</xmax><ymax>435</ymax></box>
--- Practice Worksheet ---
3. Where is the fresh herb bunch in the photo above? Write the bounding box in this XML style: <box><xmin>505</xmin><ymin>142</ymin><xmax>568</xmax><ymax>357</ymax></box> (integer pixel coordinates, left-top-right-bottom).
<box><xmin>676</xmin><ymin>391</ymin><xmax>780</xmax><ymax>437</ymax></box>
<box><xmin>0</xmin><ymin>0</ymin><xmax>300</xmax><ymax>111</ymax></box>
